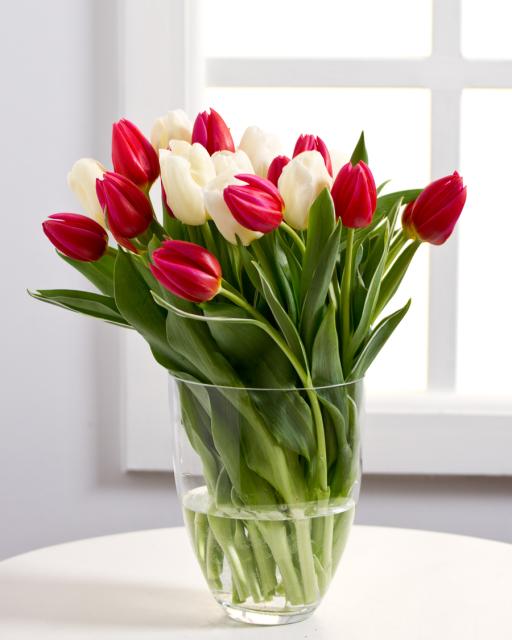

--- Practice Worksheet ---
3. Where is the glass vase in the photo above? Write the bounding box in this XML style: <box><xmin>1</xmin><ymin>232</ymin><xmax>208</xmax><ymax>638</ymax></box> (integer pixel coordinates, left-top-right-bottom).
<box><xmin>170</xmin><ymin>377</ymin><xmax>363</xmax><ymax>626</ymax></box>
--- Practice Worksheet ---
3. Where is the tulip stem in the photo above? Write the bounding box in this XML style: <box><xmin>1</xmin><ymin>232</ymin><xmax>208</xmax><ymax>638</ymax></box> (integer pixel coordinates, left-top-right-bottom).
<box><xmin>341</xmin><ymin>228</ymin><xmax>355</xmax><ymax>375</ymax></box>
<box><xmin>280</xmin><ymin>223</ymin><xmax>306</xmax><ymax>255</ymax></box>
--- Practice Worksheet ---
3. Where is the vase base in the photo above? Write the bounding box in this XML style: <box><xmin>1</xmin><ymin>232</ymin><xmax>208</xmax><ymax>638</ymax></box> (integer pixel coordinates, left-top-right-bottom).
<box><xmin>221</xmin><ymin>601</ymin><xmax>316</xmax><ymax>626</ymax></box>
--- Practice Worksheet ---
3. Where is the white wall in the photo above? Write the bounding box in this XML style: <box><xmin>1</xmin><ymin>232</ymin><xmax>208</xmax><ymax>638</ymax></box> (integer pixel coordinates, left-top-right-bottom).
<box><xmin>0</xmin><ymin>0</ymin><xmax>182</xmax><ymax>561</ymax></box>
<box><xmin>0</xmin><ymin>0</ymin><xmax>510</xmax><ymax>561</ymax></box>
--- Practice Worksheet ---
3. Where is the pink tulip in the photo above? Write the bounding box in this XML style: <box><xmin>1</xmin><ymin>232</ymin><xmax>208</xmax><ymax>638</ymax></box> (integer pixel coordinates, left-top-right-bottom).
<box><xmin>224</xmin><ymin>174</ymin><xmax>284</xmax><ymax>233</ymax></box>
<box><xmin>266</xmin><ymin>155</ymin><xmax>290</xmax><ymax>186</ymax></box>
<box><xmin>42</xmin><ymin>213</ymin><xmax>108</xmax><ymax>262</ymax></box>
<box><xmin>112</xmin><ymin>118</ymin><xmax>160</xmax><ymax>188</ymax></box>
<box><xmin>191</xmin><ymin>108</ymin><xmax>235</xmax><ymax>155</ymax></box>
<box><xmin>331</xmin><ymin>161</ymin><xmax>377</xmax><ymax>228</ymax></box>
<box><xmin>402</xmin><ymin>172</ymin><xmax>467</xmax><ymax>245</ymax></box>
<box><xmin>151</xmin><ymin>240</ymin><xmax>222</xmax><ymax>303</ymax></box>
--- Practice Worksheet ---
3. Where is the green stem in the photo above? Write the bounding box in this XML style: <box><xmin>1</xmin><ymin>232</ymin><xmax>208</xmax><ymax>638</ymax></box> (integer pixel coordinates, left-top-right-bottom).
<box><xmin>280</xmin><ymin>222</ymin><xmax>306</xmax><ymax>255</ymax></box>
<box><xmin>246</xmin><ymin>521</ymin><xmax>278</xmax><ymax>600</ymax></box>
<box><xmin>341</xmin><ymin>228</ymin><xmax>355</xmax><ymax>375</ymax></box>
<box><xmin>256</xmin><ymin>521</ymin><xmax>305</xmax><ymax>605</ymax></box>
<box><xmin>294</xmin><ymin>518</ymin><xmax>319</xmax><ymax>604</ymax></box>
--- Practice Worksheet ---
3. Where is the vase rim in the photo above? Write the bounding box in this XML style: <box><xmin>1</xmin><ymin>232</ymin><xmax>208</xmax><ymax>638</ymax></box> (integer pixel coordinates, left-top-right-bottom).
<box><xmin>169</xmin><ymin>374</ymin><xmax>364</xmax><ymax>392</ymax></box>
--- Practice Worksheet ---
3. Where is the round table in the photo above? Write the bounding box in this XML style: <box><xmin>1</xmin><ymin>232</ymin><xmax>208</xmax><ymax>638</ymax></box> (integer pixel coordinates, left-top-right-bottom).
<box><xmin>0</xmin><ymin>526</ymin><xmax>510</xmax><ymax>639</ymax></box>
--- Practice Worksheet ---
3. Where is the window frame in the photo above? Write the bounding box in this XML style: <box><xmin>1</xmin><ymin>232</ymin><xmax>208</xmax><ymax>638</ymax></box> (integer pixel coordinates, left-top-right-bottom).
<box><xmin>119</xmin><ymin>0</ymin><xmax>512</xmax><ymax>475</ymax></box>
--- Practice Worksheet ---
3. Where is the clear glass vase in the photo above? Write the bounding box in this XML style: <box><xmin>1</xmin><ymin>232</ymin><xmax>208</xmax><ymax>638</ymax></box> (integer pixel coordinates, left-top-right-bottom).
<box><xmin>170</xmin><ymin>377</ymin><xmax>363</xmax><ymax>626</ymax></box>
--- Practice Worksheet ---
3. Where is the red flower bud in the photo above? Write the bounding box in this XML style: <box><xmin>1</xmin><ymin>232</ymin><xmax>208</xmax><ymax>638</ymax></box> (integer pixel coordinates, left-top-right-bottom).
<box><xmin>267</xmin><ymin>155</ymin><xmax>290</xmax><ymax>186</ymax></box>
<box><xmin>402</xmin><ymin>172</ymin><xmax>467</xmax><ymax>245</ymax></box>
<box><xmin>42</xmin><ymin>213</ymin><xmax>108</xmax><ymax>262</ymax></box>
<box><xmin>223</xmin><ymin>173</ymin><xmax>284</xmax><ymax>234</ymax></box>
<box><xmin>293</xmin><ymin>134</ymin><xmax>332</xmax><ymax>176</ymax></box>
<box><xmin>191</xmin><ymin>108</ymin><xmax>235</xmax><ymax>155</ymax></box>
<box><xmin>96</xmin><ymin>172</ymin><xmax>153</xmax><ymax>240</ymax></box>
<box><xmin>331</xmin><ymin>161</ymin><xmax>377</xmax><ymax>228</ymax></box>
<box><xmin>112</xmin><ymin>118</ymin><xmax>160</xmax><ymax>188</ymax></box>
<box><xmin>150</xmin><ymin>240</ymin><xmax>222</xmax><ymax>303</ymax></box>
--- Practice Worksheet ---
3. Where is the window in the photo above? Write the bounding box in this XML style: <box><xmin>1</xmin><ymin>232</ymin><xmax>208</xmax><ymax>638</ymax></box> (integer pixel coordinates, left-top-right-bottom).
<box><xmin>120</xmin><ymin>0</ymin><xmax>512</xmax><ymax>474</ymax></box>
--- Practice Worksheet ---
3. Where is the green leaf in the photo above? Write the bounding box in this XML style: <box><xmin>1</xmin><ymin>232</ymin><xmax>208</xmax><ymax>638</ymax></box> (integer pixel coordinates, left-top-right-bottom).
<box><xmin>300</xmin><ymin>188</ymin><xmax>335</xmax><ymax>305</ymax></box>
<box><xmin>350</xmin><ymin>220</ymin><xmax>390</xmax><ymax>354</ymax></box>
<box><xmin>374</xmin><ymin>188</ymin><xmax>421</xmax><ymax>224</ymax></box>
<box><xmin>312</xmin><ymin>303</ymin><xmax>344</xmax><ymax>386</ymax></box>
<box><xmin>28</xmin><ymin>288</ymin><xmax>129</xmax><ymax>327</ymax></box>
<box><xmin>251</xmin><ymin>262</ymin><xmax>309</xmax><ymax>373</ymax></box>
<box><xmin>350</xmin><ymin>131</ymin><xmax>368</xmax><ymax>165</ymax></box>
<box><xmin>301</xmin><ymin>222</ymin><xmax>342</xmax><ymax>355</ymax></box>
<box><xmin>60</xmin><ymin>248</ymin><xmax>117</xmax><ymax>296</ymax></box>
<box><xmin>373</xmin><ymin>241</ymin><xmax>420</xmax><ymax>321</ymax></box>
<box><xmin>114</xmin><ymin>249</ymin><xmax>180</xmax><ymax>370</ymax></box>
<box><xmin>351</xmin><ymin>299</ymin><xmax>411</xmax><ymax>379</ymax></box>
<box><xmin>178</xmin><ymin>383</ymin><xmax>220</xmax><ymax>494</ymax></box>
<box><xmin>200</xmin><ymin>301</ymin><xmax>274</xmax><ymax>366</ymax></box>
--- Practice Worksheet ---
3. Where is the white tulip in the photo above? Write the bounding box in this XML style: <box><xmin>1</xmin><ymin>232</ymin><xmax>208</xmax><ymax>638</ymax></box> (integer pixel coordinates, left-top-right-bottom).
<box><xmin>204</xmin><ymin>173</ymin><xmax>262</xmax><ymax>246</ymax></box>
<box><xmin>150</xmin><ymin>109</ymin><xmax>192</xmax><ymax>150</ymax></box>
<box><xmin>239</xmin><ymin>126</ymin><xmax>281</xmax><ymax>177</ymax></box>
<box><xmin>159</xmin><ymin>143</ymin><xmax>215</xmax><ymax>225</ymax></box>
<box><xmin>67</xmin><ymin>158</ymin><xmax>106</xmax><ymax>226</ymax></box>
<box><xmin>278</xmin><ymin>151</ymin><xmax>333</xmax><ymax>230</ymax></box>
<box><xmin>211</xmin><ymin>149</ymin><xmax>254</xmax><ymax>176</ymax></box>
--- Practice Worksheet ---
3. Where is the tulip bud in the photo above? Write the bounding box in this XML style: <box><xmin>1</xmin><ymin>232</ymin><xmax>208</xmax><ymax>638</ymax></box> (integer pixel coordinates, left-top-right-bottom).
<box><xmin>293</xmin><ymin>134</ymin><xmax>333</xmax><ymax>176</ymax></box>
<box><xmin>42</xmin><ymin>213</ymin><xmax>108</xmax><ymax>262</ymax></box>
<box><xmin>204</xmin><ymin>173</ymin><xmax>263</xmax><ymax>245</ymax></box>
<box><xmin>224</xmin><ymin>174</ymin><xmax>284</xmax><ymax>233</ymax></box>
<box><xmin>239</xmin><ymin>126</ymin><xmax>281</xmax><ymax>177</ymax></box>
<box><xmin>267</xmin><ymin>155</ymin><xmax>290</xmax><ymax>187</ymax></box>
<box><xmin>191</xmin><ymin>108</ymin><xmax>235</xmax><ymax>155</ymax></box>
<box><xmin>159</xmin><ymin>142</ymin><xmax>215</xmax><ymax>225</ymax></box>
<box><xmin>67</xmin><ymin>158</ymin><xmax>106</xmax><ymax>226</ymax></box>
<box><xmin>331</xmin><ymin>161</ymin><xmax>377</xmax><ymax>228</ymax></box>
<box><xmin>401</xmin><ymin>172</ymin><xmax>467</xmax><ymax>245</ymax></box>
<box><xmin>211</xmin><ymin>149</ymin><xmax>254</xmax><ymax>176</ymax></box>
<box><xmin>112</xmin><ymin>118</ymin><xmax>160</xmax><ymax>188</ymax></box>
<box><xmin>96</xmin><ymin>172</ymin><xmax>153</xmax><ymax>240</ymax></box>
<box><xmin>278</xmin><ymin>151</ymin><xmax>333</xmax><ymax>230</ymax></box>
<box><xmin>151</xmin><ymin>240</ymin><xmax>222</xmax><ymax>303</ymax></box>
<box><xmin>150</xmin><ymin>109</ymin><xmax>192</xmax><ymax>150</ymax></box>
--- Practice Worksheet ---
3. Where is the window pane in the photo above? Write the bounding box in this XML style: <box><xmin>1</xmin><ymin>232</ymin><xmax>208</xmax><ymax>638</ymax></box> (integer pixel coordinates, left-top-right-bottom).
<box><xmin>461</xmin><ymin>0</ymin><xmax>512</xmax><ymax>59</ymax></box>
<box><xmin>206</xmin><ymin>87</ymin><xmax>430</xmax><ymax>392</ymax></box>
<box><xmin>204</xmin><ymin>0</ymin><xmax>432</xmax><ymax>59</ymax></box>
<box><xmin>457</xmin><ymin>90</ymin><xmax>512</xmax><ymax>396</ymax></box>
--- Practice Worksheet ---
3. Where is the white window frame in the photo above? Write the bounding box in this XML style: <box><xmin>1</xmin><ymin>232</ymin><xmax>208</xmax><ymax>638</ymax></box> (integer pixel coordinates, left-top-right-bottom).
<box><xmin>119</xmin><ymin>0</ymin><xmax>512</xmax><ymax>475</ymax></box>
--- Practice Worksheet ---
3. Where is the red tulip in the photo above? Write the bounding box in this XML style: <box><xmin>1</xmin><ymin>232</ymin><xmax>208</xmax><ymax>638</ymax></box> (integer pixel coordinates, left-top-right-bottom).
<box><xmin>402</xmin><ymin>172</ymin><xmax>467</xmax><ymax>245</ymax></box>
<box><xmin>112</xmin><ymin>118</ymin><xmax>160</xmax><ymax>188</ymax></box>
<box><xmin>267</xmin><ymin>155</ymin><xmax>290</xmax><ymax>186</ymax></box>
<box><xmin>96</xmin><ymin>171</ymin><xmax>153</xmax><ymax>241</ymax></box>
<box><xmin>191</xmin><ymin>108</ymin><xmax>235</xmax><ymax>155</ymax></box>
<box><xmin>150</xmin><ymin>240</ymin><xmax>222</xmax><ymax>303</ymax></box>
<box><xmin>42</xmin><ymin>213</ymin><xmax>108</xmax><ymax>262</ymax></box>
<box><xmin>293</xmin><ymin>134</ymin><xmax>332</xmax><ymax>176</ymax></box>
<box><xmin>223</xmin><ymin>174</ymin><xmax>284</xmax><ymax>234</ymax></box>
<box><xmin>331</xmin><ymin>161</ymin><xmax>377</xmax><ymax>228</ymax></box>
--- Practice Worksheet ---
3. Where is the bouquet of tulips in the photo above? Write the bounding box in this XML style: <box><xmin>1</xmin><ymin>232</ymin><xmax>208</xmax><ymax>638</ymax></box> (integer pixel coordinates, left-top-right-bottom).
<box><xmin>32</xmin><ymin>107</ymin><xmax>466</xmax><ymax>611</ymax></box>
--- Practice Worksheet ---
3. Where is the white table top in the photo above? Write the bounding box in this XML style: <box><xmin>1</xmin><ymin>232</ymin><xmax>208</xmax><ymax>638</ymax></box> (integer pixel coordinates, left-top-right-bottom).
<box><xmin>0</xmin><ymin>526</ymin><xmax>510</xmax><ymax>639</ymax></box>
